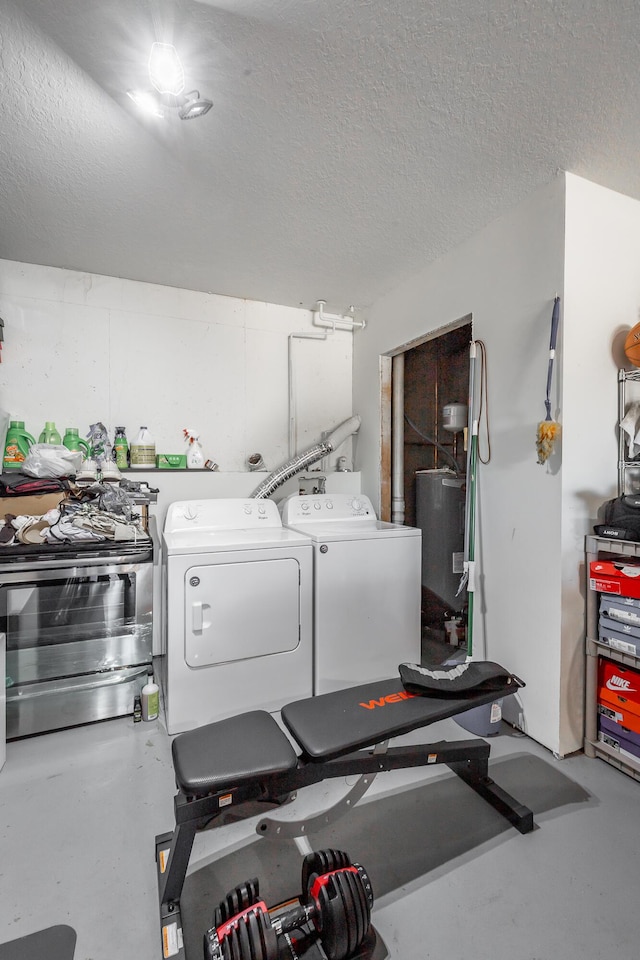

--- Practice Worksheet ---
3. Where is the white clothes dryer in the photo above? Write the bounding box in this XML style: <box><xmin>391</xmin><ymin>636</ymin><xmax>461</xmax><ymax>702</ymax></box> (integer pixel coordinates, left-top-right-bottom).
<box><xmin>162</xmin><ymin>499</ymin><xmax>312</xmax><ymax>734</ymax></box>
<box><xmin>281</xmin><ymin>494</ymin><xmax>421</xmax><ymax>695</ymax></box>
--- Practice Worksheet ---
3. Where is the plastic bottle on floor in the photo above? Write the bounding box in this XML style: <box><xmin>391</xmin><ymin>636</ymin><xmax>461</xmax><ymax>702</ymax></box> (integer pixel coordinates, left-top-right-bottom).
<box><xmin>141</xmin><ymin>675</ymin><xmax>159</xmax><ymax>722</ymax></box>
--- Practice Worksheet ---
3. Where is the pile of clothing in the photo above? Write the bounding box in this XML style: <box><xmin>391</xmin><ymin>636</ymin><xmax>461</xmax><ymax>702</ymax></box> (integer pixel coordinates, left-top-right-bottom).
<box><xmin>0</xmin><ymin>476</ymin><xmax>149</xmax><ymax>547</ymax></box>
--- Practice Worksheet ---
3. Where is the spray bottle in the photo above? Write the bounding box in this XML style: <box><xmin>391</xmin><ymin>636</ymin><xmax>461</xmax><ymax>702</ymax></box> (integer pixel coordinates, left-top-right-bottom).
<box><xmin>183</xmin><ymin>428</ymin><xmax>205</xmax><ymax>469</ymax></box>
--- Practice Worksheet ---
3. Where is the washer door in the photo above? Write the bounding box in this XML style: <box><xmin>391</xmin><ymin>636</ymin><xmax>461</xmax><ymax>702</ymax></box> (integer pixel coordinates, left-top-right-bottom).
<box><xmin>185</xmin><ymin>558</ymin><xmax>301</xmax><ymax>667</ymax></box>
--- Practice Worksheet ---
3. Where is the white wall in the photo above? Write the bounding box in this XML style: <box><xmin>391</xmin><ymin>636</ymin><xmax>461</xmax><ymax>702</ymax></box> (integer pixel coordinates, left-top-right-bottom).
<box><xmin>561</xmin><ymin>174</ymin><xmax>640</xmax><ymax>749</ymax></box>
<box><xmin>0</xmin><ymin>259</ymin><xmax>354</xmax><ymax>474</ymax></box>
<box><xmin>355</xmin><ymin>177</ymin><xmax>568</xmax><ymax>753</ymax></box>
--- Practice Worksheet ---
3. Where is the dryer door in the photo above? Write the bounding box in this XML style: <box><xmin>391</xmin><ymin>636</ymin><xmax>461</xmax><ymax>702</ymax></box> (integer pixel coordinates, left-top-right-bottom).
<box><xmin>184</xmin><ymin>558</ymin><xmax>301</xmax><ymax>667</ymax></box>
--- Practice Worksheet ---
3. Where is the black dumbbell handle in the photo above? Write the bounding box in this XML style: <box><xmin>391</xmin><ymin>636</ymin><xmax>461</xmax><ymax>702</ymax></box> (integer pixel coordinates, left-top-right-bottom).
<box><xmin>271</xmin><ymin>900</ymin><xmax>314</xmax><ymax>936</ymax></box>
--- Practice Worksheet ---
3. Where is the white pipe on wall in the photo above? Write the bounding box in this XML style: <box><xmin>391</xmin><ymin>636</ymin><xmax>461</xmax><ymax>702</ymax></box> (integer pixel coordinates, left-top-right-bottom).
<box><xmin>391</xmin><ymin>352</ymin><xmax>405</xmax><ymax>524</ymax></box>
<box><xmin>313</xmin><ymin>300</ymin><xmax>366</xmax><ymax>333</ymax></box>
<box><xmin>288</xmin><ymin>331</ymin><xmax>327</xmax><ymax>457</ymax></box>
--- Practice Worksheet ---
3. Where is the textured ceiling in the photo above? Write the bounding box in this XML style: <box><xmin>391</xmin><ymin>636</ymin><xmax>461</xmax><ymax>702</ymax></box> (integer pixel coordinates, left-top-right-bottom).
<box><xmin>2</xmin><ymin>0</ymin><xmax>640</xmax><ymax>310</ymax></box>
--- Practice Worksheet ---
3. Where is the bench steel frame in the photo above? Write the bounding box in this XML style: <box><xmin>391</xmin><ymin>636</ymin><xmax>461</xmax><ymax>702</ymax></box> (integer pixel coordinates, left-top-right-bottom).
<box><xmin>155</xmin><ymin>735</ymin><xmax>534</xmax><ymax>959</ymax></box>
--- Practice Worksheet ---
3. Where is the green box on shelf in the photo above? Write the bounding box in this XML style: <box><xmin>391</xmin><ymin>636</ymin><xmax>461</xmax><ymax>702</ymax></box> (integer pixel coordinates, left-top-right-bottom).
<box><xmin>156</xmin><ymin>454</ymin><xmax>187</xmax><ymax>469</ymax></box>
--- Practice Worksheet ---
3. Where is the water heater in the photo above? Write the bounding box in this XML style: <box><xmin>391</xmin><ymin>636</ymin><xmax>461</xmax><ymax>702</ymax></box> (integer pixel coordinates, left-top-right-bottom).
<box><xmin>416</xmin><ymin>469</ymin><xmax>465</xmax><ymax>614</ymax></box>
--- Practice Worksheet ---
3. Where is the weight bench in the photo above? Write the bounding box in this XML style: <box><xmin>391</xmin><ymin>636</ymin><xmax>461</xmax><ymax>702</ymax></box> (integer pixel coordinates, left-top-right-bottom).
<box><xmin>155</xmin><ymin>675</ymin><xmax>534</xmax><ymax>959</ymax></box>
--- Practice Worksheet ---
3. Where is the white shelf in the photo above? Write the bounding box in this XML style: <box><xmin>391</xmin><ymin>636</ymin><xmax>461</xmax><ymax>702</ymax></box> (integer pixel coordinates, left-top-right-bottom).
<box><xmin>586</xmin><ymin>637</ymin><xmax>640</xmax><ymax>670</ymax></box>
<box><xmin>584</xmin><ymin>735</ymin><xmax>640</xmax><ymax>782</ymax></box>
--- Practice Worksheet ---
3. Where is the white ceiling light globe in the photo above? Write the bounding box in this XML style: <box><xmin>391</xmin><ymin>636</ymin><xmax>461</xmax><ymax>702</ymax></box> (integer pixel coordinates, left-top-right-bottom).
<box><xmin>148</xmin><ymin>42</ymin><xmax>185</xmax><ymax>97</ymax></box>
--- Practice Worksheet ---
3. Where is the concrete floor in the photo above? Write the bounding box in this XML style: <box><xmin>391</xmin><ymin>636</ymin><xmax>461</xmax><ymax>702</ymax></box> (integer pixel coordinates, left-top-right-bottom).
<box><xmin>1</xmin><ymin>691</ymin><xmax>639</xmax><ymax>960</ymax></box>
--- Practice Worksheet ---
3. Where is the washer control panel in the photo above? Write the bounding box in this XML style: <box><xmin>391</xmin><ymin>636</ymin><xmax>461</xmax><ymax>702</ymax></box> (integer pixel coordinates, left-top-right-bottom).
<box><xmin>281</xmin><ymin>493</ymin><xmax>375</xmax><ymax>524</ymax></box>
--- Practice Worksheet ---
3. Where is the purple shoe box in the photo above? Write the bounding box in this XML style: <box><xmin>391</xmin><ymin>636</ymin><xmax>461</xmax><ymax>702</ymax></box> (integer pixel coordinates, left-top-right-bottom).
<box><xmin>598</xmin><ymin>714</ymin><xmax>640</xmax><ymax>761</ymax></box>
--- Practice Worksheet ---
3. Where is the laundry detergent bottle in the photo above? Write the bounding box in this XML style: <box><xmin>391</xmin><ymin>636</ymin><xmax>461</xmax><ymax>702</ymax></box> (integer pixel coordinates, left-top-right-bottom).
<box><xmin>3</xmin><ymin>420</ymin><xmax>35</xmax><ymax>470</ymax></box>
<box><xmin>113</xmin><ymin>427</ymin><xmax>129</xmax><ymax>469</ymax></box>
<box><xmin>39</xmin><ymin>421</ymin><xmax>61</xmax><ymax>444</ymax></box>
<box><xmin>63</xmin><ymin>427</ymin><xmax>90</xmax><ymax>456</ymax></box>
<box><xmin>130</xmin><ymin>426</ymin><xmax>156</xmax><ymax>469</ymax></box>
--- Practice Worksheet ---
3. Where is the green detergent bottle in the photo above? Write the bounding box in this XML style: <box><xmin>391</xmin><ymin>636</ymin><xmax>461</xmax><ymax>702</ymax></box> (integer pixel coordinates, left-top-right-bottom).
<box><xmin>39</xmin><ymin>421</ymin><xmax>61</xmax><ymax>444</ymax></box>
<box><xmin>62</xmin><ymin>427</ymin><xmax>90</xmax><ymax>456</ymax></box>
<box><xmin>3</xmin><ymin>420</ymin><xmax>35</xmax><ymax>469</ymax></box>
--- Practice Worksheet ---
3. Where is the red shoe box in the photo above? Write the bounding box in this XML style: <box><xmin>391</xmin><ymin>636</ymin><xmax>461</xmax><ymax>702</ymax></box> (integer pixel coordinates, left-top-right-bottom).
<box><xmin>598</xmin><ymin>658</ymin><xmax>640</xmax><ymax>732</ymax></box>
<box><xmin>590</xmin><ymin>560</ymin><xmax>640</xmax><ymax>598</ymax></box>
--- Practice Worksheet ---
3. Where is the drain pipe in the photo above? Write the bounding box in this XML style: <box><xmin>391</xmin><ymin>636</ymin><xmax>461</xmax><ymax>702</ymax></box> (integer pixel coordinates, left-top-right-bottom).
<box><xmin>391</xmin><ymin>353</ymin><xmax>405</xmax><ymax>524</ymax></box>
<box><xmin>288</xmin><ymin>301</ymin><xmax>364</xmax><ymax>459</ymax></box>
<box><xmin>251</xmin><ymin>415</ymin><xmax>361</xmax><ymax>499</ymax></box>
<box><xmin>288</xmin><ymin>331</ymin><xmax>327</xmax><ymax>458</ymax></box>
<box><xmin>313</xmin><ymin>300</ymin><xmax>366</xmax><ymax>333</ymax></box>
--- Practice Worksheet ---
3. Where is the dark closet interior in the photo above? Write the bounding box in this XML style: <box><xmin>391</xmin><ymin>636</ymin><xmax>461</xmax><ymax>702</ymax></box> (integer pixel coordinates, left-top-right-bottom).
<box><xmin>400</xmin><ymin>321</ymin><xmax>472</xmax><ymax>649</ymax></box>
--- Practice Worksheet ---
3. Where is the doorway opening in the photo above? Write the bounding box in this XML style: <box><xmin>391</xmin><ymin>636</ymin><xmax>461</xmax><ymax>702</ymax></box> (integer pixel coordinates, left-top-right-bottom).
<box><xmin>380</xmin><ymin>315</ymin><xmax>473</xmax><ymax>664</ymax></box>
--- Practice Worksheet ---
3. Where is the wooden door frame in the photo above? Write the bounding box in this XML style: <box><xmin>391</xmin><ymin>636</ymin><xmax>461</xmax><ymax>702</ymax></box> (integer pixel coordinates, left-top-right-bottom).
<box><xmin>379</xmin><ymin>315</ymin><xmax>472</xmax><ymax>522</ymax></box>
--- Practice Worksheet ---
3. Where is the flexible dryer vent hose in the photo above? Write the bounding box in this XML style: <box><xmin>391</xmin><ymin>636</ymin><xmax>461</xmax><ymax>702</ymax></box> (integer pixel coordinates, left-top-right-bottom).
<box><xmin>251</xmin><ymin>415</ymin><xmax>361</xmax><ymax>500</ymax></box>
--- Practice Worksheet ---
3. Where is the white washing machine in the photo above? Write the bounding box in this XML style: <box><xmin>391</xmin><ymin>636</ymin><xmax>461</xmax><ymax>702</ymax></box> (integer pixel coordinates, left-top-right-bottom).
<box><xmin>281</xmin><ymin>493</ymin><xmax>422</xmax><ymax>694</ymax></box>
<box><xmin>162</xmin><ymin>498</ymin><xmax>312</xmax><ymax>734</ymax></box>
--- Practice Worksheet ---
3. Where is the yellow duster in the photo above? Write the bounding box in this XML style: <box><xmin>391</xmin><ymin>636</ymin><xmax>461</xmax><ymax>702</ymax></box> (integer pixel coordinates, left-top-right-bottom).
<box><xmin>537</xmin><ymin>297</ymin><xmax>561</xmax><ymax>464</ymax></box>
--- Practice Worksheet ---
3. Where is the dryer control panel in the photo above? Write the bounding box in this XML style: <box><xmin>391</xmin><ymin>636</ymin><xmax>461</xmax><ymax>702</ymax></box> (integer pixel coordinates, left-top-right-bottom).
<box><xmin>165</xmin><ymin>498</ymin><xmax>281</xmax><ymax>533</ymax></box>
<box><xmin>281</xmin><ymin>493</ymin><xmax>375</xmax><ymax>524</ymax></box>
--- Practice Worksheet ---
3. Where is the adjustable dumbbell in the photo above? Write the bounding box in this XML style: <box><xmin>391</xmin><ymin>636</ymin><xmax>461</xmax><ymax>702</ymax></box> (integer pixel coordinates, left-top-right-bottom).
<box><xmin>297</xmin><ymin>849</ymin><xmax>373</xmax><ymax>960</ymax></box>
<box><xmin>203</xmin><ymin>849</ymin><xmax>374</xmax><ymax>960</ymax></box>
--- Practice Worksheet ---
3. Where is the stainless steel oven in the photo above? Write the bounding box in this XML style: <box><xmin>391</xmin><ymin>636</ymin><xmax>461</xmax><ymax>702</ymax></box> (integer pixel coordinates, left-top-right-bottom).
<box><xmin>1</xmin><ymin>539</ymin><xmax>153</xmax><ymax>739</ymax></box>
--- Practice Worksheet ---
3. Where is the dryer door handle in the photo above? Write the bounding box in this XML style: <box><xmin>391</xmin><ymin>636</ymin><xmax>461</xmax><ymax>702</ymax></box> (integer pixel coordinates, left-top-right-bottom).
<box><xmin>191</xmin><ymin>601</ymin><xmax>211</xmax><ymax>633</ymax></box>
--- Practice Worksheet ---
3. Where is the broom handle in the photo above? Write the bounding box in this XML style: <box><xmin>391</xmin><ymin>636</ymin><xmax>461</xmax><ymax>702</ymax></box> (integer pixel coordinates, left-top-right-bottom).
<box><xmin>462</xmin><ymin>340</ymin><xmax>477</xmax><ymax>566</ymax></box>
<box><xmin>466</xmin><ymin>420</ymin><xmax>479</xmax><ymax>659</ymax></box>
<box><xmin>544</xmin><ymin>297</ymin><xmax>561</xmax><ymax>420</ymax></box>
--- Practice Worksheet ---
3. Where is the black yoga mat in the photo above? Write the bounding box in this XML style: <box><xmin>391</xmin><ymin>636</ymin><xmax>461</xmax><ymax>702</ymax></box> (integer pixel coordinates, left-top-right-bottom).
<box><xmin>0</xmin><ymin>925</ymin><xmax>76</xmax><ymax>960</ymax></box>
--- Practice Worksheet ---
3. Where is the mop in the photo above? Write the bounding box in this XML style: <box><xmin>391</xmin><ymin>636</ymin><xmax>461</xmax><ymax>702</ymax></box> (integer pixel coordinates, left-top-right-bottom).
<box><xmin>536</xmin><ymin>296</ymin><xmax>561</xmax><ymax>464</ymax></box>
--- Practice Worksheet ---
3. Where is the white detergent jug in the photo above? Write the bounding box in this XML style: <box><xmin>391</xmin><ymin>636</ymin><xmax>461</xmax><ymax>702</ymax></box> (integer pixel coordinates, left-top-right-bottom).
<box><xmin>130</xmin><ymin>427</ymin><xmax>156</xmax><ymax>469</ymax></box>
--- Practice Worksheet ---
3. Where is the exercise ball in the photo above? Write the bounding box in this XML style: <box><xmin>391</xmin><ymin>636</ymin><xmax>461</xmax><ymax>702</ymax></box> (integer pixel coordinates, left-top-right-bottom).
<box><xmin>624</xmin><ymin>322</ymin><xmax>640</xmax><ymax>367</ymax></box>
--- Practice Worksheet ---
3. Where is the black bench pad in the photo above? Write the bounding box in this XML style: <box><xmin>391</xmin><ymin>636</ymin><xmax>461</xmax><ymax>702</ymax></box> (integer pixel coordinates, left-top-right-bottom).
<box><xmin>282</xmin><ymin>677</ymin><xmax>513</xmax><ymax>761</ymax></box>
<box><xmin>172</xmin><ymin>679</ymin><xmax>516</xmax><ymax>796</ymax></box>
<box><xmin>172</xmin><ymin>710</ymin><xmax>297</xmax><ymax>796</ymax></box>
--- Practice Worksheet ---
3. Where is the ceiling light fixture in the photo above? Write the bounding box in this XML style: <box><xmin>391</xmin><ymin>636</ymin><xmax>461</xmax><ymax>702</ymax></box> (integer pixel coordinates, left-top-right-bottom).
<box><xmin>178</xmin><ymin>91</ymin><xmax>213</xmax><ymax>120</ymax></box>
<box><xmin>126</xmin><ymin>43</ymin><xmax>213</xmax><ymax>121</ymax></box>
<box><xmin>148</xmin><ymin>42</ymin><xmax>184</xmax><ymax>97</ymax></box>
<box><xmin>126</xmin><ymin>88</ymin><xmax>164</xmax><ymax>118</ymax></box>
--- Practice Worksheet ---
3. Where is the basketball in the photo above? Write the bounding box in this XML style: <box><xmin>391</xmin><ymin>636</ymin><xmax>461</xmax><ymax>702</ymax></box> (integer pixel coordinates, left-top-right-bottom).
<box><xmin>624</xmin><ymin>322</ymin><xmax>640</xmax><ymax>367</ymax></box>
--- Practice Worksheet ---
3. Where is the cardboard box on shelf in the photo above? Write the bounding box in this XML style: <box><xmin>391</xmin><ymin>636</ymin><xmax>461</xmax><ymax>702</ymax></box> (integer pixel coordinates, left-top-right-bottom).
<box><xmin>0</xmin><ymin>492</ymin><xmax>66</xmax><ymax>519</ymax></box>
